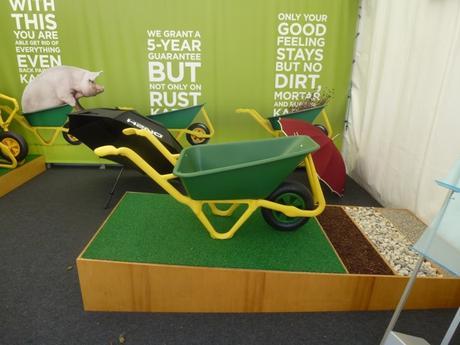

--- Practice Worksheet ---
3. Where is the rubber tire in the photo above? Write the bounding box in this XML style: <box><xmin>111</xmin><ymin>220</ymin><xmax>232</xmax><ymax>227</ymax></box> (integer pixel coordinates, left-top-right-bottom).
<box><xmin>62</xmin><ymin>123</ymin><xmax>81</xmax><ymax>145</ymax></box>
<box><xmin>186</xmin><ymin>122</ymin><xmax>210</xmax><ymax>145</ymax></box>
<box><xmin>261</xmin><ymin>181</ymin><xmax>314</xmax><ymax>231</ymax></box>
<box><xmin>314</xmin><ymin>124</ymin><xmax>329</xmax><ymax>137</ymax></box>
<box><xmin>0</xmin><ymin>131</ymin><xmax>28</xmax><ymax>162</ymax></box>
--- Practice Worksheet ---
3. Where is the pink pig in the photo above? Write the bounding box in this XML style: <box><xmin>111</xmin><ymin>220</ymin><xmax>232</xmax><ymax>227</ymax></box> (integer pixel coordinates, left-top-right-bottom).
<box><xmin>21</xmin><ymin>65</ymin><xmax>104</xmax><ymax>113</ymax></box>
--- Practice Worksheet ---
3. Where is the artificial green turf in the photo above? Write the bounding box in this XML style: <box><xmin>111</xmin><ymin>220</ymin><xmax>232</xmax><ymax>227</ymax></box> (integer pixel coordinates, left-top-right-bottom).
<box><xmin>0</xmin><ymin>154</ymin><xmax>41</xmax><ymax>176</ymax></box>
<box><xmin>82</xmin><ymin>192</ymin><xmax>346</xmax><ymax>273</ymax></box>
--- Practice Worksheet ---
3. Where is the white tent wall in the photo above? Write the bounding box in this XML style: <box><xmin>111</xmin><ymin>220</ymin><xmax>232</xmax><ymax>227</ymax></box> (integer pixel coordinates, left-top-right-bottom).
<box><xmin>343</xmin><ymin>0</ymin><xmax>460</xmax><ymax>224</ymax></box>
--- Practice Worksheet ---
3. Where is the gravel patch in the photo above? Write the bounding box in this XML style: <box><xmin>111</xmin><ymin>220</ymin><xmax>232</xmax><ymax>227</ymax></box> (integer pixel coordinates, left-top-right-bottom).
<box><xmin>343</xmin><ymin>207</ymin><xmax>442</xmax><ymax>277</ymax></box>
<box><xmin>378</xmin><ymin>208</ymin><xmax>426</xmax><ymax>244</ymax></box>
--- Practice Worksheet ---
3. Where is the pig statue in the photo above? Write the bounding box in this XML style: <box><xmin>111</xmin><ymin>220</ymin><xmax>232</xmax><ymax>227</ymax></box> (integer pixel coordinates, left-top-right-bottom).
<box><xmin>21</xmin><ymin>65</ymin><xmax>104</xmax><ymax>113</ymax></box>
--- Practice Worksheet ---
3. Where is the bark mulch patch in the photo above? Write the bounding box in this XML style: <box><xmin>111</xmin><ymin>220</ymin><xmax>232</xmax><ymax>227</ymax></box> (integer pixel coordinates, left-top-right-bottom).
<box><xmin>317</xmin><ymin>206</ymin><xmax>394</xmax><ymax>275</ymax></box>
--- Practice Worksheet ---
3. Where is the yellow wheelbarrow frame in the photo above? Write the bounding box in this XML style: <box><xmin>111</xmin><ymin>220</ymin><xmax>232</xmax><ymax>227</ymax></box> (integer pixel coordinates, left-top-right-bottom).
<box><xmin>94</xmin><ymin>128</ymin><xmax>326</xmax><ymax>240</ymax></box>
<box><xmin>165</xmin><ymin>107</ymin><xmax>215</xmax><ymax>145</ymax></box>
<box><xmin>0</xmin><ymin>93</ymin><xmax>75</xmax><ymax>147</ymax></box>
<box><xmin>144</xmin><ymin>105</ymin><xmax>215</xmax><ymax>146</ymax></box>
<box><xmin>235</xmin><ymin>107</ymin><xmax>334</xmax><ymax>139</ymax></box>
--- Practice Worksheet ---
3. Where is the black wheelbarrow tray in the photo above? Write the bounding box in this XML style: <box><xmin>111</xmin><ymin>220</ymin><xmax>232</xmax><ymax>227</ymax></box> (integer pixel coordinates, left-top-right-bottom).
<box><xmin>67</xmin><ymin>108</ymin><xmax>183</xmax><ymax>174</ymax></box>
<box><xmin>94</xmin><ymin>128</ymin><xmax>326</xmax><ymax>240</ymax></box>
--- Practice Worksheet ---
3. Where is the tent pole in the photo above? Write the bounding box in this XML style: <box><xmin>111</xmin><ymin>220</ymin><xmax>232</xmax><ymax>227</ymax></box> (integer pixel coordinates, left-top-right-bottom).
<box><xmin>379</xmin><ymin>255</ymin><xmax>425</xmax><ymax>345</ymax></box>
<box><xmin>440</xmin><ymin>307</ymin><xmax>460</xmax><ymax>345</ymax></box>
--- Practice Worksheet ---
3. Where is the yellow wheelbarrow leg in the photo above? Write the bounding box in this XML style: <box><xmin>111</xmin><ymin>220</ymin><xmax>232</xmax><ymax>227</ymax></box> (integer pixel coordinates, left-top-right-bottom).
<box><xmin>191</xmin><ymin>201</ymin><xmax>259</xmax><ymax>239</ymax></box>
<box><xmin>14</xmin><ymin>116</ymin><xmax>63</xmax><ymax>146</ymax></box>
<box><xmin>195</xmin><ymin>107</ymin><xmax>215</xmax><ymax>140</ymax></box>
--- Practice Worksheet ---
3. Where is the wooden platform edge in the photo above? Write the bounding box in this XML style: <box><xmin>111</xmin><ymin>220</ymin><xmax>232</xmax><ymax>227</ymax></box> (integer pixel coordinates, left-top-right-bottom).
<box><xmin>76</xmin><ymin>257</ymin><xmax>460</xmax><ymax>313</ymax></box>
<box><xmin>0</xmin><ymin>156</ymin><xmax>46</xmax><ymax>197</ymax></box>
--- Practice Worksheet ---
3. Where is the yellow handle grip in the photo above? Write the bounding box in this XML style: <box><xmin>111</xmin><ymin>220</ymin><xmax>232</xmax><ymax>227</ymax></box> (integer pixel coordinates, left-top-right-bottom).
<box><xmin>121</xmin><ymin>127</ymin><xmax>178</xmax><ymax>165</ymax></box>
<box><xmin>94</xmin><ymin>145</ymin><xmax>119</xmax><ymax>157</ymax></box>
<box><xmin>122</xmin><ymin>128</ymin><xmax>138</xmax><ymax>136</ymax></box>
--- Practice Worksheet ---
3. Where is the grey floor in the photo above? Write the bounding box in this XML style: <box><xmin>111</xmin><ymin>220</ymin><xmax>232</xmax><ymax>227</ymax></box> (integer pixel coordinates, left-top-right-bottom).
<box><xmin>0</xmin><ymin>166</ymin><xmax>458</xmax><ymax>345</ymax></box>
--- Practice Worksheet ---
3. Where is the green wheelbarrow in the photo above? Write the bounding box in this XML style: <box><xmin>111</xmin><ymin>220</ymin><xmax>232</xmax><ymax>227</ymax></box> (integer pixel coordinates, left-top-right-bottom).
<box><xmin>146</xmin><ymin>104</ymin><xmax>214</xmax><ymax>145</ymax></box>
<box><xmin>22</xmin><ymin>104</ymin><xmax>81</xmax><ymax>146</ymax></box>
<box><xmin>94</xmin><ymin>128</ymin><xmax>326</xmax><ymax>240</ymax></box>
<box><xmin>0</xmin><ymin>93</ymin><xmax>80</xmax><ymax>165</ymax></box>
<box><xmin>236</xmin><ymin>105</ymin><xmax>333</xmax><ymax>139</ymax></box>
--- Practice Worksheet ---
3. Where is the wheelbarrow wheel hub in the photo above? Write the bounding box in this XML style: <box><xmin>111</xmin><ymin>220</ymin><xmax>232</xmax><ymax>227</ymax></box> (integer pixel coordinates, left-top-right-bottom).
<box><xmin>262</xmin><ymin>181</ymin><xmax>314</xmax><ymax>231</ymax></box>
<box><xmin>0</xmin><ymin>131</ymin><xmax>28</xmax><ymax>162</ymax></box>
<box><xmin>2</xmin><ymin>137</ymin><xmax>20</xmax><ymax>155</ymax></box>
<box><xmin>186</xmin><ymin>122</ymin><xmax>210</xmax><ymax>145</ymax></box>
<box><xmin>272</xmin><ymin>192</ymin><xmax>307</xmax><ymax>224</ymax></box>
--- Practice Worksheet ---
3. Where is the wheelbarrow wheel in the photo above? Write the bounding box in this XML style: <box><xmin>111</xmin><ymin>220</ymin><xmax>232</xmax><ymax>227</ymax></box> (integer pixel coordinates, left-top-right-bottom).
<box><xmin>262</xmin><ymin>181</ymin><xmax>314</xmax><ymax>231</ymax></box>
<box><xmin>62</xmin><ymin>123</ymin><xmax>81</xmax><ymax>145</ymax></box>
<box><xmin>314</xmin><ymin>124</ymin><xmax>328</xmax><ymax>137</ymax></box>
<box><xmin>0</xmin><ymin>131</ymin><xmax>28</xmax><ymax>162</ymax></box>
<box><xmin>186</xmin><ymin>122</ymin><xmax>210</xmax><ymax>145</ymax></box>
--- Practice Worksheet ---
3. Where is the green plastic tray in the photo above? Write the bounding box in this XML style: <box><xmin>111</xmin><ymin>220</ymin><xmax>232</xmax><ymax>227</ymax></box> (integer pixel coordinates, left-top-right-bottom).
<box><xmin>174</xmin><ymin>136</ymin><xmax>319</xmax><ymax>200</ymax></box>
<box><xmin>269</xmin><ymin>105</ymin><xmax>324</xmax><ymax>130</ymax></box>
<box><xmin>23</xmin><ymin>104</ymin><xmax>72</xmax><ymax>127</ymax></box>
<box><xmin>146</xmin><ymin>104</ymin><xmax>203</xmax><ymax>128</ymax></box>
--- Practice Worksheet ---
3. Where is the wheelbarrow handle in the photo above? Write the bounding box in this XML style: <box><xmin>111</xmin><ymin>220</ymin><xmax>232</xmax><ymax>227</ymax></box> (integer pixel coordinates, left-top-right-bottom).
<box><xmin>94</xmin><ymin>145</ymin><xmax>120</xmax><ymax>157</ymax></box>
<box><xmin>122</xmin><ymin>128</ymin><xmax>139</xmax><ymax>136</ymax></box>
<box><xmin>0</xmin><ymin>93</ymin><xmax>20</xmax><ymax>112</ymax></box>
<box><xmin>122</xmin><ymin>127</ymin><xmax>179</xmax><ymax>165</ymax></box>
<box><xmin>235</xmin><ymin>108</ymin><xmax>277</xmax><ymax>136</ymax></box>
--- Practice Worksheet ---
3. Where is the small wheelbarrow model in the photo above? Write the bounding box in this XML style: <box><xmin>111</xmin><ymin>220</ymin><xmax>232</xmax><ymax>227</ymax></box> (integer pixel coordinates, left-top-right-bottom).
<box><xmin>236</xmin><ymin>105</ymin><xmax>334</xmax><ymax>139</ymax></box>
<box><xmin>94</xmin><ymin>128</ymin><xmax>326</xmax><ymax>240</ymax></box>
<box><xmin>0</xmin><ymin>93</ymin><xmax>80</xmax><ymax>167</ymax></box>
<box><xmin>146</xmin><ymin>104</ymin><xmax>214</xmax><ymax>145</ymax></box>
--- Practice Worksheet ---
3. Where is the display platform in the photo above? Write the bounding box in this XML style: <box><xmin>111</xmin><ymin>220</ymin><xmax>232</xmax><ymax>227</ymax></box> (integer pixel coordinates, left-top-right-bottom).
<box><xmin>77</xmin><ymin>192</ymin><xmax>460</xmax><ymax>312</ymax></box>
<box><xmin>0</xmin><ymin>155</ymin><xmax>46</xmax><ymax>197</ymax></box>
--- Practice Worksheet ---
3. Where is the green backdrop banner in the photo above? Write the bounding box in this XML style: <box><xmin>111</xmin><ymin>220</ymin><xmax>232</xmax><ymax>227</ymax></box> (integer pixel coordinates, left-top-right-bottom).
<box><xmin>0</xmin><ymin>0</ymin><xmax>358</xmax><ymax>163</ymax></box>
